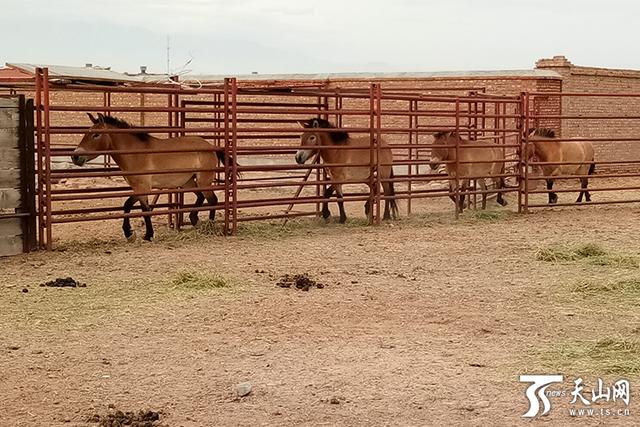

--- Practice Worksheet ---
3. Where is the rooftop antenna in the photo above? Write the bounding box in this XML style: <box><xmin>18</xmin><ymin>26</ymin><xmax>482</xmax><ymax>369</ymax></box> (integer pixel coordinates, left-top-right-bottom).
<box><xmin>166</xmin><ymin>34</ymin><xmax>171</xmax><ymax>77</ymax></box>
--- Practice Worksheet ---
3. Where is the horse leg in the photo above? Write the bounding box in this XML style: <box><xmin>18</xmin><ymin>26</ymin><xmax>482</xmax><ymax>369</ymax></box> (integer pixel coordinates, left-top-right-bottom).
<box><xmin>322</xmin><ymin>185</ymin><xmax>334</xmax><ymax>222</ymax></box>
<box><xmin>382</xmin><ymin>182</ymin><xmax>391</xmax><ymax>221</ymax></box>
<box><xmin>495</xmin><ymin>177</ymin><xmax>508</xmax><ymax>206</ymax></box>
<box><xmin>138</xmin><ymin>195</ymin><xmax>154</xmax><ymax>241</ymax></box>
<box><xmin>191</xmin><ymin>191</ymin><xmax>205</xmax><ymax>226</ymax></box>
<box><xmin>478</xmin><ymin>179</ymin><xmax>487</xmax><ymax>210</ymax></box>
<box><xmin>546</xmin><ymin>179</ymin><xmax>558</xmax><ymax>204</ymax></box>
<box><xmin>335</xmin><ymin>184</ymin><xmax>347</xmax><ymax>224</ymax></box>
<box><xmin>122</xmin><ymin>196</ymin><xmax>138</xmax><ymax>242</ymax></box>
<box><xmin>448</xmin><ymin>178</ymin><xmax>457</xmax><ymax>205</ymax></box>
<box><xmin>204</xmin><ymin>191</ymin><xmax>219</xmax><ymax>221</ymax></box>
<box><xmin>458</xmin><ymin>180</ymin><xmax>469</xmax><ymax>213</ymax></box>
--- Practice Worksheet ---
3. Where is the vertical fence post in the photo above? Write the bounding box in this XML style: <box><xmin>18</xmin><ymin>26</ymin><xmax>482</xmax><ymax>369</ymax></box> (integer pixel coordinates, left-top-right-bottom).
<box><xmin>230</xmin><ymin>78</ymin><xmax>238</xmax><ymax>235</ymax></box>
<box><xmin>223</xmin><ymin>79</ymin><xmax>231</xmax><ymax>234</ymax></box>
<box><xmin>407</xmin><ymin>99</ymin><xmax>415</xmax><ymax>216</ymax></box>
<box><xmin>42</xmin><ymin>68</ymin><xmax>52</xmax><ymax>250</ymax></box>
<box><xmin>523</xmin><ymin>93</ymin><xmax>530</xmax><ymax>214</ymax></box>
<box><xmin>368</xmin><ymin>84</ymin><xmax>376</xmax><ymax>224</ymax></box>
<box><xmin>34</xmin><ymin>68</ymin><xmax>44</xmax><ymax>249</ymax></box>
<box><xmin>375</xmin><ymin>84</ymin><xmax>382</xmax><ymax>225</ymax></box>
<box><xmin>454</xmin><ymin>99</ymin><xmax>461</xmax><ymax>220</ymax></box>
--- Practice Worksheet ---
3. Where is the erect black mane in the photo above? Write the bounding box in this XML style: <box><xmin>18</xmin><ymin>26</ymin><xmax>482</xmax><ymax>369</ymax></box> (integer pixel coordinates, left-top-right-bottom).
<box><xmin>433</xmin><ymin>130</ymin><xmax>460</xmax><ymax>139</ymax></box>
<box><xmin>529</xmin><ymin>127</ymin><xmax>556</xmax><ymax>138</ymax></box>
<box><xmin>102</xmin><ymin>115</ymin><xmax>151</xmax><ymax>141</ymax></box>
<box><xmin>301</xmin><ymin>118</ymin><xmax>349</xmax><ymax>144</ymax></box>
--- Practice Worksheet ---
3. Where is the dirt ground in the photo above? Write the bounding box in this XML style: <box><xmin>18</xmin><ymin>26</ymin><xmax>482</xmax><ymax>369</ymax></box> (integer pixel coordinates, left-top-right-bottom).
<box><xmin>2</xmin><ymin>186</ymin><xmax>640</xmax><ymax>426</ymax></box>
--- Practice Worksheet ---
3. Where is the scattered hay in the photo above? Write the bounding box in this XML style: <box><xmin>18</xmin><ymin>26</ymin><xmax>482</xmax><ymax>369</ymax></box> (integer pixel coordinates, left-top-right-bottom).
<box><xmin>541</xmin><ymin>337</ymin><xmax>640</xmax><ymax>375</ymax></box>
<box><xmin>535</xmin><ymin>243</ymin><xmax>638</xmax><ymax>268</ymax></box>
<box><xmin>570</xmin><ymin>278</ymin><xmax>640</xmax><ymax>298</ymax></box>
<box><xmin>535</xmin><ymin>243</ymin><xmax>606</xmax><ymax>262</ymax></box>
<box><xmin>470</xmin><ymin>210</ymin><xmax>504</xmax><ymax>221</ymax></box>
<box><xmin>171</xmin><ymin>270</ymin><xmax>231</xmax><ymax>290</ymax></box>
<box><xmin>159</xmin><ymin>221</ymin><xmax>224</xmax><ymax>243</ymax></box>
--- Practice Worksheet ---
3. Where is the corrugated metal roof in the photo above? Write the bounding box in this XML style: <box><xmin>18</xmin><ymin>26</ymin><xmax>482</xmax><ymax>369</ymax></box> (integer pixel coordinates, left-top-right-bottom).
<box><xmin>186</xmin><ymin>69</ymin><xmax>562</xmax><ymax>82</ymax></box>
<box><xmin>7</xmin><ymin>63</ymin><xmax>147</xmax><ymax>83</ymax></box>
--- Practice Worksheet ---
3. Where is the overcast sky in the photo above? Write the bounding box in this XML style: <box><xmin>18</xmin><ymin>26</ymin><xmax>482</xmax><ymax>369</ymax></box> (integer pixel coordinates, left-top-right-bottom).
<box><xmin>1</xmin><ymin>0</ymin><xmax>637</xmax><ymax>75</ymax></box>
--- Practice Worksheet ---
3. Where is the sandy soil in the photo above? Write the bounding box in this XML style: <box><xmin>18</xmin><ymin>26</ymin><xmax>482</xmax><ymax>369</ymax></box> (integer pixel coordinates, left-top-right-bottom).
<box><xmin>2</xmin><ymin>182</ymin><xmax>640</xmax><ymax>426</ymax></box>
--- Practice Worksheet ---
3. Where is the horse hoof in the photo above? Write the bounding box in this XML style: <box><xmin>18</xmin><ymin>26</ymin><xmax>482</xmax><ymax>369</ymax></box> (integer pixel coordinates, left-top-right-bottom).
<box><xmin>126</xmin><ymin>232</ymin><xmax>137</xmax><ymax>243</ymax></box>
<box><xmin>339</xmin><ymin>218</ymin><xmax>347</xmax><ymax>224</ymax></box>
<box><xmin>143</xmin><ymin>236</ymin><xmax>153</xmax><ymax>242</ymax></box>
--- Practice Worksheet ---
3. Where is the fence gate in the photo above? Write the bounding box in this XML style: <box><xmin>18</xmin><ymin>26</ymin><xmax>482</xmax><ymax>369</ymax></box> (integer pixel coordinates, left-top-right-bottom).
<box><xmin>0</xmin><ymin>95</ymin><xmax>36</xmax><ymax>256</ymax></box>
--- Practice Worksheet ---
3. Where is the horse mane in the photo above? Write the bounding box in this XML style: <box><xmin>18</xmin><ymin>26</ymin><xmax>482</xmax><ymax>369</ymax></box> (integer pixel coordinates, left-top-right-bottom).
<box><xmin>529</xmin><ymin>127</ymin><xmax>556</xmax><ymax>138</ymax></box>
<box><xmin>433</xmin><ymin>131</ymin><xmax>460</xmax><ymax>139</ymax></box>
<box><xmin>301</xmin><ymin>118</ymin><xmax>349</xmax><ymax>144</ymax></box>
<box><xmin>102</xmin><ymin>115</ymin><xmax>152</xmax><ymax>141</ymax></box>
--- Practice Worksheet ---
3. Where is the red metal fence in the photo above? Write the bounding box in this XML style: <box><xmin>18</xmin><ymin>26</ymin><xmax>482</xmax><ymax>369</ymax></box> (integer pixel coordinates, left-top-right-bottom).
<box><xmin>30</xmin><ymin>67</ymin><xmax>640</xmax><ymax>249</ymax></box>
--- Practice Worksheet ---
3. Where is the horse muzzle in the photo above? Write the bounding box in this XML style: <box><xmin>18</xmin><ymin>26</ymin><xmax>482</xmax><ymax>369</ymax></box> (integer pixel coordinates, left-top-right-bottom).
<box><xmin>295</xmin><ymin>151</ymin><xmax>309</xmax><ymax>164</ymax></box>
<box><xmin>71</xmin><ymin>155</ymin><xmax>86</xmax><ymax>166</ymax></box>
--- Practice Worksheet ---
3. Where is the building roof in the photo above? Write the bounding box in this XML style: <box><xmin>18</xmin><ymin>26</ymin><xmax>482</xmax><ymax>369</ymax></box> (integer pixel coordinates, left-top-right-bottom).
<box><xmin>0</xmin><ymin>62</ymin><xmax>563</xmax><ymax>87</ymax></box>
<box><xmin>5</xmin><ymin>63</ymin><xmax>149</xmax><ymax>83</ymax></box>
<box><xmin>187</xmin><ymin>69</ymin><xmax>562</xmax><ymax>83</ymax></box>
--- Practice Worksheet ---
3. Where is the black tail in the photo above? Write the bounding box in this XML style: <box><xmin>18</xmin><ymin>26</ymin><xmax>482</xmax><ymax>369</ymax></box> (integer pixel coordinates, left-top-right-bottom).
<box><xmin>588</xmin><ymin>162</ymin><xmax>596</xmax><ymax>175</ymax></box>
<box><xmin>388</xmin><ymin>168</ymin><xmax>399</xmax><ymax>218</ymax></box>
<box><xmin>216</xmin><ymin>150</ymin><xmax>240</xmax><ymax>177</ymax></box>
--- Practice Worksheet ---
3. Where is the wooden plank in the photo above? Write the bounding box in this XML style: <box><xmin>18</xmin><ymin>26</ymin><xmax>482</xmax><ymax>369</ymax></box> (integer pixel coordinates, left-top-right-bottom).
<box><xmin>0</xmin><ymin>108</ymin><xmax>19</xmax><ymax>129</ymax></box>
<box><xmin>0</xmin><ymin>217</ymin><xmax>22</xmax><ymax>236</ymax></box>
<box><xmin>0</xmin><ymin>188</ymin><xmax>21</xmax><ymax>209</ymax></box>
<box><xmin>0</xmin><ymin>98</ymin><xmax>19</xmax><ymax>108</ymax></box>
<box><xmin>0</xmin><ymin>148</ymin><xmax>20</xmax><ymax>168</ymax></box>
<box><xmin>0</xmin><ymin>128</ymin><xmax>19</xmax><ymax>148</ymax></box>
<box><xmin>0</xmin><ymin>235</ymin><xmax>23</xmax><ymax>257</ymax></box>
<box><xmin>0</xmin><ymin>170</ymin><xmax>20</xmax><ymax>188</ymax></box>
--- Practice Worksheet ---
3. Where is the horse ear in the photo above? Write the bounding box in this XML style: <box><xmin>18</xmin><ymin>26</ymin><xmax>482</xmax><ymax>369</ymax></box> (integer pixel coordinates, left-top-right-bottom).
<box><xmin>311</xmin><ymin>119</ymin><xmax>319</xmax><ymax>128</ymax></box>
<box><xmin>87</xmin><ymin>113</ymin><xmax>98</xmax><ymax>124</ymax></box>
<box><xmin>296</xmin><ymin>120</ymin><xmax>308</xmax><ymax>127</ymax></box>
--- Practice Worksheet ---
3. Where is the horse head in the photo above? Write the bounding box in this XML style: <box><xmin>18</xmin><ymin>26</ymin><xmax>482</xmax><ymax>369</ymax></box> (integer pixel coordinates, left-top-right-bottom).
<box><xmin>72</xmin><ymin>113</ymin><xmax>111</xmax><ymax>166</ymax></box>
<box><xmin>295</xmin><ymin>118</ymin><xmax>348</xmax><ymax>164</ymax></box>
<box><xmin>428</xmin><ymin>131</ymin><xmax>460</xmax><ymax>170</ymax></box>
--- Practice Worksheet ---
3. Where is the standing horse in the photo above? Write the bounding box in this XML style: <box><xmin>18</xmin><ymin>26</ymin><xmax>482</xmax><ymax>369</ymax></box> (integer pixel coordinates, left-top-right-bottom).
<box><xmin>429</xmin><ymin>131</ymin><xmax>508</xmax><ymax>212</ymax></box>
<box><xmin>72</xmin><ymin>113</ymin><xmax>234</xmax><ymax>241</ymax></box>
<box><xmin>526</xmin><ymin>128</ymin><xmax>595</xmax><ymax>204</ymax></box>
<box><xmin>295</xmin><ymin>118</ymin><xmax>399</xmax><ymax>223</ymax></box>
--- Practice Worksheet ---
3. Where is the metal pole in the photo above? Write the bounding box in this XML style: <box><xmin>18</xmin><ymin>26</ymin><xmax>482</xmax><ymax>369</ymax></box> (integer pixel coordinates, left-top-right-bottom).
<box><xmin>223</xmin><ymin>79</ymin><xmax>231</xmax><ymax>234</ymax></box>
<box><xmin>455</xmin><ymin>99</ymin><xmax>460</xmax><ymax>220</ymax></box>
<box><xmin>43</xmin><ymin>68</ymin><xmax>52</xmax><ymax>249</ymax></box>
<box><xmin>523</xmin><ymin>93</ymin><xmax>530</xmax><ymax>213</ymax></box>
<box><xmin>368</xmin><ymin>84</ymin><xmax>376</xmax><ymax>224</ymax></box>
<box><xmin>34</xmin><ymin>68</ymin><xmax>44</xmax><ymax>248</ymax></box>
<box><xmin>230</xmin><ymin>78</ymin><xmax>238</xmax><ymax>235</ymax></box>
<box><xmin>407</xmin><ymin>99</ymin><xmax>415</xmax><ymax>216</ymax></box>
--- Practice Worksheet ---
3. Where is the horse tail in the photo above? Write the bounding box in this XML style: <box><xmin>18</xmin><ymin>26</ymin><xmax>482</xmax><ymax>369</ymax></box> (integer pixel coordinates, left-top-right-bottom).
<box><xmin>388</xmin><ymin>167</ymin><xmax>399</xmax><ymax>218</ymax></box>
<box><xmin>588</xmin><ymin>162</ymin><xmax>596</xmax><ymax>175</ymax></box>
<box><xmin>215</xmin><ymin>150</ymin><xmax>241</xmax><ymax>177</ymax></box>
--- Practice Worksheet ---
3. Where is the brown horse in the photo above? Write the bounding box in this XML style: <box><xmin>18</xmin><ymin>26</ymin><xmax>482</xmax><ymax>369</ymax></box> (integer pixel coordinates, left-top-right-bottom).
<box><xmin>295</xmin><ymin>118</ymin><xmax>398</xmax><ymax>223</ymax></box>
<box><xmin>72</xmin><ymin>113</ymin><xmax>234</xmax><ymax>241</ymax></box>
<box><xmin>429</xmin><ymin>131</ymin><xmax>508</xmax><ymax>212</ymax></box>
<box><xmin>526</xmin><ymin>128</ymin><xmax>595</xmax><ymax>204</ymax></box>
